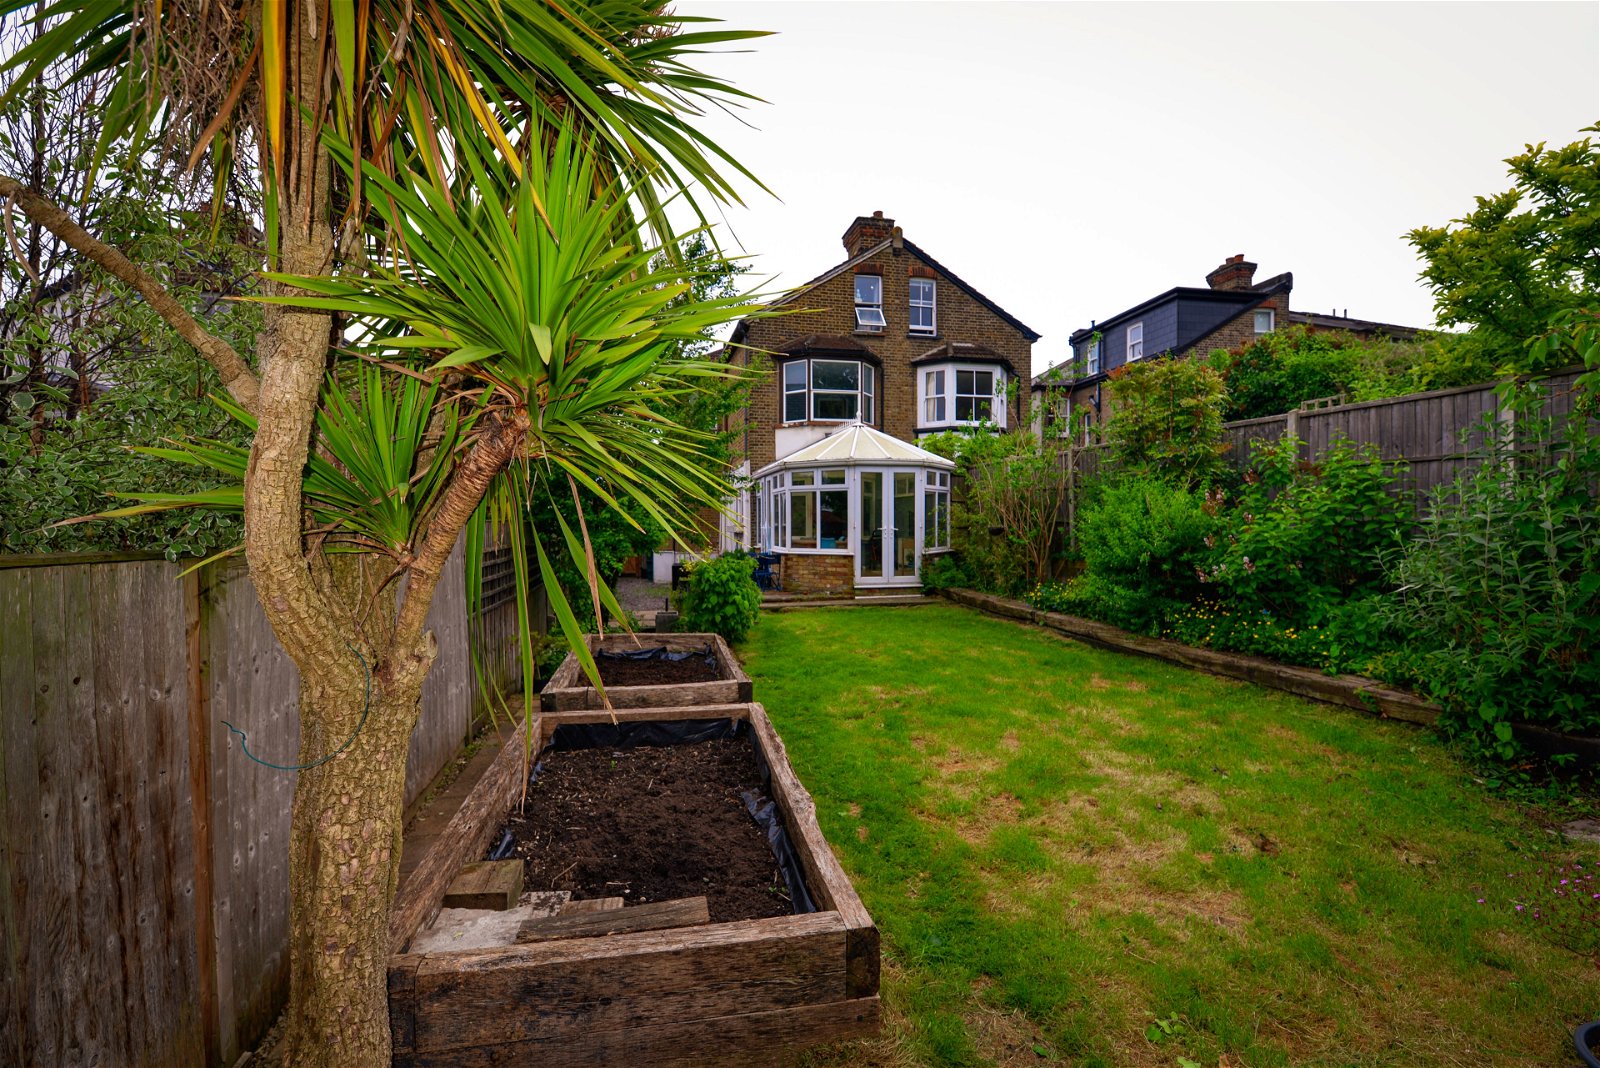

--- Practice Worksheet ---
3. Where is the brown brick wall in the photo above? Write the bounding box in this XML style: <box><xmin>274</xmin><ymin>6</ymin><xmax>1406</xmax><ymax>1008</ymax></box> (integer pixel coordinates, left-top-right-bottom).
<box><xmin>1182</xmin><ymin>291</ymin><xmax>1291</xmax><ymax>358</ymax></box>
<box><xmin>727</xmin><ymin>242</ymin><xmax>1036</xmax><ymax>473</ymax></box>
<box><xmin>777</xmin><ymin>552</ymin><xmax>854</xmax><ymax>596</ymax></box>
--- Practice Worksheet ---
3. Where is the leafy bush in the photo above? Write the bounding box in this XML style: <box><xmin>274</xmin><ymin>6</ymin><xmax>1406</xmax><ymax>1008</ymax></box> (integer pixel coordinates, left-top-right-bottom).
<box><xmin>1102</xmin><ymin>358</ymin><xmax>1228</xmax><ymax>487</ymax></box>
<box><xmin>922</xmin><ymin>430</ymin><xmax>1069</xmax><ymax>595</ymax></box>
<box><xmin>678</xmin><ymin>552</ymin><xmax>763</xmax><ymax>643</ymax></box>
<box><xmin>1063</xmin><ymin>478</ymin><xmax>1216</xmax><ymax>633</ymax></box>
<box><xmin>920</xmin><ymin>554</ymin><xmax>972</xmax><ymax>593</ymax></box>
<box><xmin>1379</xmin><ymin>395</ymin><xmax>1600</xmax><ymax>755</ymax></box>
<box><xmin>1027</xmin><ymin>573</ymin><xmax>1150</xmax><ymax>630</ymax></box>
<box><xmin>1208</xmin><ymin>326</ymin><xmax>1496</xmax><ymax>420</ymax></box>
<box><xmin>1203</xmin><ymin>435</ymin><xmax>1409</xmax><ymax>627</ymax></box>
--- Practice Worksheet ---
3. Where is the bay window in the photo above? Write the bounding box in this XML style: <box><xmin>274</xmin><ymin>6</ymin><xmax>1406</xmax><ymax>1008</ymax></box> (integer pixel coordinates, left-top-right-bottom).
<box><xmin>918</xmin><ymin>362</ymin><xmax>1007</xmax><ymax>430</ymax></box>
<box><xmin>781</xmin><ymin>359</ymin><xmax>876</xmax><ymax>424</ymax></box>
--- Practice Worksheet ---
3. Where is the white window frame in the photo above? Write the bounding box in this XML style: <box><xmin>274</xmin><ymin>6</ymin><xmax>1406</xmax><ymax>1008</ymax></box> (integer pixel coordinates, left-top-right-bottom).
<box><xmin>918</xmin><ymin>361</ymin><xmax>1007</xmax><ymax>430</ymax></box>
<box><xmin>1080</xmin><ymin>411</ymin><xmax>1093</xmax><ymax>446</ymax></box>
<box><xmin>923</xmin><ymin>368</ymin><xmax>946</xmax><ymax>424</ymax></box>
<box><xmin>1126</xmin><ymin>321</ymin><xmax>1144</xmax><ymax>362</ymax></box>
<box><xmin>923</xmin><ymin>470</ymin><xmax>951</xmax><ymax>550</ymax></box>
<box><xmin>1087</xmin><ymin>338</ymin><xmax>1101</xmax><ymax>376</ymax></box>
<box><xmin>909</xmin><ymin>278</ymin><xmax>937</xmax><ymax>336</ymax></box>
<box><xmin>1254</xmin><ymin>309</ymin><xmax>1275</xmax><ymax>334</ymax></box>
<box><xmin>781</xmin><ymin>358</ymin><xmax>876</xmax><ymax>424</ymax></box>
<box><xmin>955</xmin><ymin>367</ymin><xmax>997</xmax><ymax>424</ymax></box>
<box><xmin>854</xmin><ymin>274</ymin><xmax>885</xmax><ymax>332</ymax></box>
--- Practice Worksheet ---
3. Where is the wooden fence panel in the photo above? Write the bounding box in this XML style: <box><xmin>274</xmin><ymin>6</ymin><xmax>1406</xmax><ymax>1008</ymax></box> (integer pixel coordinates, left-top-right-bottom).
<box><xmin>0</xmin><ymin>544</ymin><xmax>517</xmax><ymax>1066</ymax></box>
<box><xmin>0</xmin><ymin>561</ymin><xmax>206</xmax><ymax>1068</ymax></box>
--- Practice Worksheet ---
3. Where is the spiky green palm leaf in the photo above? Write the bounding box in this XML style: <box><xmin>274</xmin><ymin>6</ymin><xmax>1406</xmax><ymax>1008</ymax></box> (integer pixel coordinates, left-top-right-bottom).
<box><xmin>0</xmin><ymin>0</ymin><xmax>767</xmax><ymax>241</ymax></box>
<box><xmin>71</xmin><ymin>367</ymin><xmax>467</xmax><ymax>560</ymax></box>
<box><xmin>260</xmin><ymin>119</ymin><xmax>762</xmax><ymax>710</ymax></box>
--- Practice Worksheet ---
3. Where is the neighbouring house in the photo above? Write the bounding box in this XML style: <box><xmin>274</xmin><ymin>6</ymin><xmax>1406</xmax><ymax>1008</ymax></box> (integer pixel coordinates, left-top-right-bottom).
<box><xmin>716</xmin><ymin>211</ymin><xmax>1041</xmax><ymax>596</ymax></box>
<box><xmin>1033</xmin><ymin>254</ymin><xmax>1423</xmax><ymax>443</ymax></box>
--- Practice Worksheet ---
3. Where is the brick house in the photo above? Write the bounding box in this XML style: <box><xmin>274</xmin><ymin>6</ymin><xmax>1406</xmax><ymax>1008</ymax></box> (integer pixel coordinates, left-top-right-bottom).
<box><xmin>717</xmin><ymin>212</ymin><xmax>1041</xmax><ymax>595</ymax></box>
<box><xmin>1034</xmin><ymin>254</ymin><xmax>1422</xmax><ymax>443</ymax></box>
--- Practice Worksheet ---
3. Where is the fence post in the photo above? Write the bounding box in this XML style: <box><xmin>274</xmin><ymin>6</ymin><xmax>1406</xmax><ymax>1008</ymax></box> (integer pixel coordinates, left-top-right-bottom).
<box><xmin>1284</xmin><ymin>406</ymin><xmax>1301</xmax><ymax>461</ymax></box>
<box><xmin>183</xmin><ymin>567</ymin><xmax>220</xmax><ymax>1067</ymax></box>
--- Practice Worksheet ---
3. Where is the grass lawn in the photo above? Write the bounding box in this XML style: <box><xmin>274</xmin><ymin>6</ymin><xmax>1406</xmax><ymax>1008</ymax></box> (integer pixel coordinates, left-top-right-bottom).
<box><xmin>741</xmin><ymin>604</ymin><xmax>1599</xmax><ymax>1068</ymax></box>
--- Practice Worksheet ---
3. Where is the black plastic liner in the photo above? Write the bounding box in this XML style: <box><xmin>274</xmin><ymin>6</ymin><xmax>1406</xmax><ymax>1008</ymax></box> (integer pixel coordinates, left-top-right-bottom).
<box><xmin>595</xmin><ymin>644</ymin><xmax>717</xmax><ymax>670</ymax></box>
<box><xmin>527</xmin><ymin>718</ymin><xmax>817</xmax><ymax>915</ymax></box>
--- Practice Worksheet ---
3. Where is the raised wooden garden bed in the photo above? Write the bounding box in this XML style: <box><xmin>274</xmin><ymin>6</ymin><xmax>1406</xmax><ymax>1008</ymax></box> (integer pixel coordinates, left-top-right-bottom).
<box><xmin>541</xmin><ymin>632</ymin><xmax>753</xmax><ymax>712</ymax></box>
<box><xmin>387</xmin><ymin>703</ymin><xmax>880</xmax><ymax>1067</ymax></box>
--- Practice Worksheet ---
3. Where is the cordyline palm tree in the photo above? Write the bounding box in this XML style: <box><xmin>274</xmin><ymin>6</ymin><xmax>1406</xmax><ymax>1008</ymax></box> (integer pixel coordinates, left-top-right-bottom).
<box><xmin>0</xmin><ymin>2</ymin><xmax>768</xmax><ymax>1064</ymax></box>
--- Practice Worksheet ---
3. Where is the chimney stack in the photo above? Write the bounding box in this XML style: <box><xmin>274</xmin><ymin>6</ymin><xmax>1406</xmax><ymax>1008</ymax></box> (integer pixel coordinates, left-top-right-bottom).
<box><xmin>1206</xmin><ymin>254</ymin><xmax>1258</xmax><ymax>291</ymax></box>
<box><xmin>842</xmin><ymin>211</ymin><xmax>896</xmax><ymax>256</ymax></box>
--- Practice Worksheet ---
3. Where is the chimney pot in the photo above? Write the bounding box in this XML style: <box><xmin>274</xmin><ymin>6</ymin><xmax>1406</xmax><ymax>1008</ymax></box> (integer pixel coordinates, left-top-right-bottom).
<box><xmin>842</xmin><ymin>212</ymin><xmax>897</xmax><ymax>256</ymax></box>
<box><xmin>1207</xmin><ymin>254</ymin><xmax>1258</xmax><ymax>291</ymax></box>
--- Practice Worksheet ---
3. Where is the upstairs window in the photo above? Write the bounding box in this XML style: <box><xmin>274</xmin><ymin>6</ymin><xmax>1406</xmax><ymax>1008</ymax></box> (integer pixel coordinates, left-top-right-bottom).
<box><xmin>854</xmin><ymin>274</ymin><xmax>885</xmax><ymax>332</ymax></box>
<box><xmin>781</xmin><ymin>359</ymin><xmax>876</xmax><ymax>424</ymax></box>
<box><xmin>1086</xmin><ymin>338</ymin><xmax>1102</xmax><ymax>375</ymax></box>
<box><xmin>1254</xmin><ymin>309</ymin><xmax>1275</xmax><ymax>334</ymax></box>
<box><xmin>909</xmin><ymin>278</ymin><xmax>936</xmax><ymax>335</ymax></box>
<box><xmin>1126</xmin><ymin>322</ymin><xmax>1144</xmax><ymax>362</ymax></box>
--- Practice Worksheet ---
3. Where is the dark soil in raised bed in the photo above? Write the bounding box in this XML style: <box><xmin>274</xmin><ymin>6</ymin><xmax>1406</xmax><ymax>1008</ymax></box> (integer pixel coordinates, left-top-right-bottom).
<box><xmin>494</xmin><ymin>737</ymin><xmax>793</xmax><ymax>922</ymax></box>
<box><xmin>594</xmin><ymin>651</ymin><xmax>720</xmax><ymax>687</ymax></box>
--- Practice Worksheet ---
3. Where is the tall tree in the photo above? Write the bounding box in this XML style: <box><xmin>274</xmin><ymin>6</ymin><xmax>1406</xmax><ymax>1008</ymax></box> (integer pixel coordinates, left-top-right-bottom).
<box><xmin>1408</xmin><ymin>124</ymin><xmax>1600</xmax><ymax>372</ymax></box>
<box><xmin>0</xmin><ymin>3</ymin><xmax>767</xmax><ymax>1064</ymax></box>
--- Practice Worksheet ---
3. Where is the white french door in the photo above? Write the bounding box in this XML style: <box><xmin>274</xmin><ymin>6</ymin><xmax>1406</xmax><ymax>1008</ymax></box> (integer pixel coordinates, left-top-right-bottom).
<box><xmin>854</xmin><ymin>468</ymin><xmax>921</xmax><ymax>586</ymax></box>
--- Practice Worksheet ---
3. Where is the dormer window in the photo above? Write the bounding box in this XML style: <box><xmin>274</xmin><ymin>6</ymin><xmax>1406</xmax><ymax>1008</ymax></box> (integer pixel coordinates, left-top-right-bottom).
<box><xmin>1127</xmin><ymin>322</ymin><xmax>1144</xmax><ymax>362</ymax></box>
<box><xmin>1087</xmin><ymin>338</ymin><xmax>1102</xmax><ymax>375</ymax></box>
<box><xmin>854</xmin><ymin>275</ymin><xmax>885</xmax><ymax>332</ymax></box>
<box><xmin>909</xmin><ymin>278</ymin><xmax>936</xmax><ymax>335</ymax></box>
<box><xmin>781</xmin><ymin>358</ymin><xmax>876</xmax><ymax>424</ymax></box>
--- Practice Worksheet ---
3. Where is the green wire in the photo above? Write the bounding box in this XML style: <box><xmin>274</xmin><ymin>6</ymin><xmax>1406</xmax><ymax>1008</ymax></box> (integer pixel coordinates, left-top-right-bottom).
<box><xmin>221</xmin><ymin>643</ymin><xmax>372</xmax><ymax>771</ymax></box>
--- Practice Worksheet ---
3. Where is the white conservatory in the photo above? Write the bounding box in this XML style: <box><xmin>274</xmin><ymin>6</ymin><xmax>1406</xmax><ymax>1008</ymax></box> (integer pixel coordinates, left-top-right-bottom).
<box><xmin>751</xmin><ymin>422</ymin><xmax>954</xmax><ymax>593</ymax></box>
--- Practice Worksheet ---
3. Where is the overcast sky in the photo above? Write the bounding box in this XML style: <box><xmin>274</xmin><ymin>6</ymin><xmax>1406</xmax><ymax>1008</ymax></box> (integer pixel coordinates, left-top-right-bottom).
<box><xmin>678</xmin><ymin>1</ymin><xmax>1600</xmax><ymax>376</ymax></box>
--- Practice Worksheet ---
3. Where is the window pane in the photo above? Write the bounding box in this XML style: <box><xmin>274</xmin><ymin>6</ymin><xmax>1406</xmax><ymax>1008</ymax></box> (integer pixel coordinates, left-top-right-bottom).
<box><xmin>820</xmin><ymin>490</ymin><xmax>848</xmax><ymax>549</ymax></box>
<box><xmin>784</xmin><ymin>392</ymin><xmax>806</xmax><ymax>422</ymax></box>
<box><xmin>957</xmin><ymin>369</ymin><xmax>975</xmax><ymax>394</ymax></box>
<box><xmin>924</xmin><ymin>490</ymin><xmax>938</xmax><ymax>548</ymax></box>
<box><xmin>974</xmin><ymin>371</ymin><xmax>993</xmax><ymax>395</ymax></box>
<box><xmin>784</xmin><ymin>361</ymin><xmax>807</xmax><ymax>388</ymax></box>
<box><xmin>956</xmin><ymin>396</ymin><xmax>974</xmax><ymax>421</ymax></box>
<box><xmin>812</xmin><ymin>360</ymin><xmax>859</xmax><ymax>391</ymax></box>
<box><xmin>911</xmin><ymin>306</ymin><xmax>933</xmax><ymax>332</ymax></box>
<box><xmin>792</xmin><ymin>470</ymin><xmax>814</xmax><ymax>486</ymax></box>
<box><xmin>854</xmin><ymin>274</ymin><xmax>881</xmax><ymax>305</ymax></box>
<box><xmin>893</xmin><ymin>472</ymin><xmax>916</xmax><ymax>577</ymax></box>
<box><xmin>821</xmin><ymin>469</ymin><xmax>846</xmax><ymax>484</ymax></box>
<box><xmin>789</xmin><ymin>492</ymin><xmax>816</xmax><ymax>549</ymax></box>
<box><xmin>813</xmin><ymin>392</ymin><xmax>858</xmax><ymax>421</ymax></box>
<box><xmin>974</xmin><ymin>397</ymin><xmax>992</xmax><ymax>420</ymax></box>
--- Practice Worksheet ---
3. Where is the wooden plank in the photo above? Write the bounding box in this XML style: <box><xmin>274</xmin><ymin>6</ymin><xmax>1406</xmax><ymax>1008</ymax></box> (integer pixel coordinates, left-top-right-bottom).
<box><xmin>442</xmin><ymin>860</ymin><xmax>524</xmax><ymax>911</ymax></box>
<box><xmin>560</xmin><ymin>896</ymin><xmax>625</xmax><ymax>915</ymax></box>
<box><xmin>141</xmin><ymin>561</ymin><xmax>208</xmax><ymax>1067</ymax></box>
<box><xmin>745</xmin><ymin>704</ymin><xmax>880</xmax><ymax>998</ymax></box>
<box><xmin>539</xmin><ymin>704</ymin><xmax>753</xmax><ymax>729</ymax></box>
<box><xmin>390</xmin><ymin>719</ymin><xmax>536</xmax><ymax>951</ymax></box>
<box><xmin>85</xmin><ymin>564</ymin><xmax>137</xmax><ymax>1065</ymax></box>
<box><xmin>0</xmin><ymin>566</ymin><xmax>39</xmax><ymax>1068</ymax></box>
<box><xmin>515</xmin><ymin>896</ymin><xmax>710</xmax><ymax>943</ymax></box>
<box><xmin>29</xmin><ymin>564</ymin><xmax>77</xmax><ymax>1064</ymax></box>
<box><xmin>409</xmin><ymin>912</ymin><xmax>848</xmax><ymax>1052</ymax></box>
<box><xmin>396</xmin><ymin>994</ymin><xmax>881</xmax><ymax>1068</ymax></box>
<box><xmin>542</xmin><ymin>633</ymin><xmax>753</xmax><ymax>712</ymax></box>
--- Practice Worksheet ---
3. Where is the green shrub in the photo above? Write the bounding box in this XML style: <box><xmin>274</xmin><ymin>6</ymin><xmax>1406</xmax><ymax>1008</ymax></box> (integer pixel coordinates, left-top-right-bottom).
<box><xmin>1064</xmin><ymin>478</ymin><xmax>1216</xmax><ymax>634</ymax></box>
<box><xmin>679</xmin><ymin>552</ymin><xmax>763</xmax><ymax>643</ymax></box>
<box><xmin>1379</xmin><ymin>395</ymin><xmax>1600</xmax><ymax>756</ymax></box>
<box><xmin>920</xmin><ymin>554</ymin><xmax>972</xmax><ymax>593</ymax></box>
<box><xmin>1102</xmin><ymin>359</ymin><xmax>1229</xmax><ymax>487</ymax></box>
<box><xmin>1027</xmin><ymin>573</ymin><xmax>1150</xmax><ymax>630</ymax></box>
<box><xmin>1204</xmin><ymin>435</ymin><xmax>1409</xmax><ymax>627</ymax></box>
